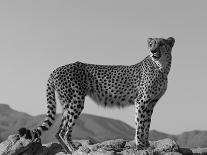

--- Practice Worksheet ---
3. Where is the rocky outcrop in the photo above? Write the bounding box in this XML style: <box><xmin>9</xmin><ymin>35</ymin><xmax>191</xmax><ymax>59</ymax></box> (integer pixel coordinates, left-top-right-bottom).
<box><xmin>1</xmin><ymin>134</ymin><xmax>207</xmax><ymax>155</ymax></box>
<box><xmin>2</xmin><ymin>134</ymin><xmax>205</xmax><ymax>155</ymax></box>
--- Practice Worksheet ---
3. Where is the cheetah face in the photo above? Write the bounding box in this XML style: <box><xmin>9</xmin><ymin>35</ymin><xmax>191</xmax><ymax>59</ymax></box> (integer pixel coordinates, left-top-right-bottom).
<box><xmin>148</xmin><ymin>37</ymin><xmax>175</xmax><ymax>60</ymax></box>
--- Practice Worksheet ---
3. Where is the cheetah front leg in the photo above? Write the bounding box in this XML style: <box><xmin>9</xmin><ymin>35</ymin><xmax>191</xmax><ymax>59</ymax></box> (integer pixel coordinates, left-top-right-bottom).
<box><xmin>135</xmin><ymin>97</ymin><xmax>158</xmax><ymax>149</ymax></box>
<box><xmin>143</xmin><ymin>99</ymin><xmax>158</xmax><ymax>143</ymax></box>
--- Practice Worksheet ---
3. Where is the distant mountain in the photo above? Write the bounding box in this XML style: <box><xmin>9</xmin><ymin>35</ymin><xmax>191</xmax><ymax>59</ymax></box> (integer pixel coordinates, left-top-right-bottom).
<box><xmin>176</xmin><ymin>130</ymin><xmax>207</xmax><ymax>148</ymax></box>
<box><xmin>0</xmin><ymin>103</ymin><xmax>207</xmax><ymax>148</ymax></box>
<box><xmin>0</xmin><ymin>104</ymin><xmax>32</xmax><ymax>141</ymax></box>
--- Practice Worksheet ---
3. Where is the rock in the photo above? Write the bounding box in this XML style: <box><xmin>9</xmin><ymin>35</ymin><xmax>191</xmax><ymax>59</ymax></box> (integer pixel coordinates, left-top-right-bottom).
<box><xmin>191</xmin><ymin>147</ymin><xmax>207</xmax><ymax>154</ymax></box>
<box><xmin>151</xmin><ymin>138</ymin><xmax>179</xmax><ymax>154</ymax></box>
<box><xmin>122</xmin><ymin>148</ymin><xmax>154</xmax><ymax>155</ymax></box>
<box><xmin>40</xmin><ymin>142</ymin><xmax>65</xmax><ymax>155</ymax></box>
<box><xmin>124</xmin><ymin>138</ymin><xmax>179</xmax><ymax>155</ymax></box>
<box><xmin>88</xmin><ymin>139</ymin><xmax>126</xmax><ymax>152</ymax></box>
<box><xmin>163</xmin><ymin>152</ymin><xmax>182</xmax><ymax>155</ymax></box>
<box><xmin>179</xmin><ymin>148</ymin><xmax>193</xmax><ymax>155</ymax></box>
<box><xmin>1</xmin><ymin>135</ymin><xmax>206</xmax><ymax>155</ymax></box>
<box><xmin>0</xmin><ymin>134</ymin><xmax>37</xmax><ymax>155</ymax></box>
<box><xmin>73</xmin><ymin>139</ymin><xmax>92</xmax><ymax>146</ymax></box>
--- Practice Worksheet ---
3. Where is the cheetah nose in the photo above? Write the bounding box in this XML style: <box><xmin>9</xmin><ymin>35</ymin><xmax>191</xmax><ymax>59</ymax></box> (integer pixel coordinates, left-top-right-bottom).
<box><xmin>151</xmin><ymin>49</ymin><xmax>157</xmax><ymax>54</ymax></box>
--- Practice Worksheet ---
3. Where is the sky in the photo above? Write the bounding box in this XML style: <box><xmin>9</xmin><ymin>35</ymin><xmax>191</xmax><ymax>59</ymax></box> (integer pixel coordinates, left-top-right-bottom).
<box><xmin>0</xmin><ymin>0</ymin><xmax>207</xmax><ymax>135</ymax></box>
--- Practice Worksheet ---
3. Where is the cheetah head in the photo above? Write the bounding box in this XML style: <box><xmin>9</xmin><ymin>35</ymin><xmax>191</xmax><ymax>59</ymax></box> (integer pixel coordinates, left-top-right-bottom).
<box><xmin>148</xmin><ymin>37</ymin><xmax>175</xmax><ymax>60</ymax></box>
<box><xmin>147</xmin><ymin>37</ymin><xmax>175</xmax><ymax>72</ymax></box>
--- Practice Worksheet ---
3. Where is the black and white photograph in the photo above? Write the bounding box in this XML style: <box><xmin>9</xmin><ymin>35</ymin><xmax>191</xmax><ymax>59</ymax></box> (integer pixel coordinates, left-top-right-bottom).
<box><xmin>0</xmin><ymin>1</ymin><xmax>206</xmax><ymax>154</ymax></box>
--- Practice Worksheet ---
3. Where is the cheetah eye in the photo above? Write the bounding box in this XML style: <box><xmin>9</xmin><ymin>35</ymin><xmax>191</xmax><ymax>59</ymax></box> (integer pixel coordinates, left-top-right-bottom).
<box><xmin>149</xmin><ymin>43</ymin><xmax>153</xmax><ymax>47</ymax></box>
<box><xmin>159</xmin><ymin>42</ymin><xmax>164</xmax><ymax>47</ymax></box>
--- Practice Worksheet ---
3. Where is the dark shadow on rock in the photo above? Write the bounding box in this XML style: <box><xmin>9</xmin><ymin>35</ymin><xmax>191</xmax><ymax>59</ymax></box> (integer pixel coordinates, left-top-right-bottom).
<box><xmin>179</xmin><ymin>148</ymin><xmax>193</xmax><ymax>155</ymax></box>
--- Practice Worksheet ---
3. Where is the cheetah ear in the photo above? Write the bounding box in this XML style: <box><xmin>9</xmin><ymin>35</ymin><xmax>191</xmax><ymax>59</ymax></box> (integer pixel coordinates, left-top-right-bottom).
<box><xmin>147</xmin><ymin>38</ymin><xmax>153</xmax><ymax>44</ymax></box>
<box><xmin>167</xmin><ymin>37</ymin><xmax>175</xmax><ymax>48</ymax></box>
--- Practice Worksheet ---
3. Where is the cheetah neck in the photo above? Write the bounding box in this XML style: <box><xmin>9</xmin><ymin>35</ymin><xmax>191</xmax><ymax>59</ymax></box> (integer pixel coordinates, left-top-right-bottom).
<box><xmin>150</xmin><ymin>55</ymin><xmax>172</xmax><ymax>75</ymax></box>
<box><xmin>140</xmin><ymin>55</ymin><xmax>171</xmax><ymax>76</ymax></box>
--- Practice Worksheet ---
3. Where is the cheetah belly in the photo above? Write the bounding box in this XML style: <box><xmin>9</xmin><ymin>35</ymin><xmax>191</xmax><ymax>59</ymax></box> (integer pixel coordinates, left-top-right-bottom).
<box><xmin>87</xmin><ymin>84</ymin><xmax>137</xmax><ymax>107</ymax></box>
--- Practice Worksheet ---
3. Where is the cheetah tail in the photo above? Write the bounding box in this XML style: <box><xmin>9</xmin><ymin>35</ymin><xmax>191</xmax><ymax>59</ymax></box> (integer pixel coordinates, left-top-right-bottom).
<box><xmin>33</xmin><ymin>78</ymin><xmax>56</xmax><ymax>138</ymax></box>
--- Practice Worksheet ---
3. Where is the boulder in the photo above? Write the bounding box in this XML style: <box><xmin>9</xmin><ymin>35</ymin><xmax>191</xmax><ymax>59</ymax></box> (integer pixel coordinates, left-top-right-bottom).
<box><xmin>191</xmin><ymin>147</ymin><xmax>207</xmax><ymax>154</ymax></box>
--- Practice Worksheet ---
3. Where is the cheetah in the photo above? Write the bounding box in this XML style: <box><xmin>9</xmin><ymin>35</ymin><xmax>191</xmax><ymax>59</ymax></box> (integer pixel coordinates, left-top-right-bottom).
<box><xmin>18</xmin><ymin>37</ymin><xmax>175</xmax><ymax>153</ymax></box>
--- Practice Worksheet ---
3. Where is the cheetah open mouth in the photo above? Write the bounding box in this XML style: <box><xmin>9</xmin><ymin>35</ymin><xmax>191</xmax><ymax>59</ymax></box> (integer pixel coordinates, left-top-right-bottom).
<box><xmin>151</xmin><ymin>49</ymin><xmax>161</xmax><ymax>59</ymax></box>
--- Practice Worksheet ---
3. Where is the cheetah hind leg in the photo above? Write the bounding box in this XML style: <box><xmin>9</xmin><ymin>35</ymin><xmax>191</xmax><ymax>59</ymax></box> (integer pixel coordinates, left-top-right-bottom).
<box><xmin>55</xmin><ymin>117</ymin><xmax>75</xmax><ymax>154</ymax></box>
<box><xmin>55</xmin><ymin>133</ymin><xmax>76</xmax><ymax>154</ymax></box>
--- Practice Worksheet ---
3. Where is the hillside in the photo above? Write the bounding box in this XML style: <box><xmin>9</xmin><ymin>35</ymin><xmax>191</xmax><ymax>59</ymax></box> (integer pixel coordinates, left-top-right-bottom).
<box><xmin>0</xmin><ymin>103</ymin><xmax>207</xmax><ymax>148</ymax></box>
<box><xmin>0</xmin><ymin>104</ymin><xmax>32</xmax><ymax>141</ymax></box>
<box><xmin>0</xmin><ymin>103</ymin><xmax>134</xmax><ymax>144</ymax></box>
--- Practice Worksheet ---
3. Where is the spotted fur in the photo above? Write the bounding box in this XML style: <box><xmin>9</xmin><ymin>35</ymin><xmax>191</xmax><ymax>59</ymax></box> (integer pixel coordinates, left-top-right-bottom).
<box><xmin>18</xmin><ymin>37</ymin><xmax>175</xmax><ymax>153</ymax></box>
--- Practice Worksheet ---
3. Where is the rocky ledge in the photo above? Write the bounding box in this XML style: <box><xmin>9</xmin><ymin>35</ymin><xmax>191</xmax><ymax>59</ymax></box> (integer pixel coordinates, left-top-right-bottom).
<box><xmin>0</xmin><ymin>135</ymin><xmax>207</xmax><ymax>155</ymax></box>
